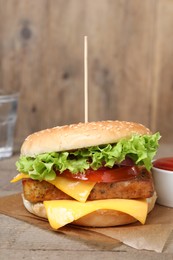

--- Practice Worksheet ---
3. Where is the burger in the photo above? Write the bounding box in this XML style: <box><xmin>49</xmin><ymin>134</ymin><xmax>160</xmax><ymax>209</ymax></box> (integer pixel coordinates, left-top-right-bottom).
<box><xmin>11</xmin><ymin>120</ymin><xmax>160</xmax><ymax>229</ymax></box>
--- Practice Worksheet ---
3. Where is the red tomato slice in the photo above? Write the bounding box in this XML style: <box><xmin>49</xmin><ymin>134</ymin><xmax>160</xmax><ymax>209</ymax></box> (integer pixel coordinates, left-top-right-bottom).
<box><xmin>57</xmin><ymin>166</ymin><xmax>141</xmax><ymax>183</ymax></box>
<box><xmin>153</xmin><ymin>157</ymin><xmax>173</xmax><ymax>171</ymax></box>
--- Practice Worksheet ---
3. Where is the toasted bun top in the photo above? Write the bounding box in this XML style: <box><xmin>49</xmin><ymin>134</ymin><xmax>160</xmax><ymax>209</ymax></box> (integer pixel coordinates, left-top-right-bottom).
<box><xmin>21</xmin><ymin>120</ymin><xmax>151</xmax><ymax>156</ymax></box>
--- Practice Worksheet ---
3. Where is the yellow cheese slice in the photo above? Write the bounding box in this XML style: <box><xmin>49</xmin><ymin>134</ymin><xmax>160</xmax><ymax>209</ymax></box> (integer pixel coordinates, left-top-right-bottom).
<box><xmin>11</xmin><ymin>173</ymin><xmax>29</xmax><ymax>182</ymax></box>
<box><xmin>11</xmin><ymin>173</ymin><xmax>96</xmax><ymax>202</ymax></box>
<box><xmin>44</xmin><ymin>199</ymin><xmax>148</xmax><ymax>229</ymax></box>
<box><xmin>48</xmin><ymin>176</ymin><xmax>95</xmax><ymax>202</ymax></box>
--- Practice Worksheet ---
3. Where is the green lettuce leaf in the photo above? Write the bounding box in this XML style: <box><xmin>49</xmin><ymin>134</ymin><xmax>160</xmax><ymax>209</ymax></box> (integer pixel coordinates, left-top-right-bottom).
<box><xmin>16</xmin><ymin>132</ymin><xmax>161</xmax><ymax>181</ymax></box>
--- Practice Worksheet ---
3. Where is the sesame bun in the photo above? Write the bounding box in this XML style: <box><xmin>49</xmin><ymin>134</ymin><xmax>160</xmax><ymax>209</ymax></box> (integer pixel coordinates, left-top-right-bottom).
<box><xmin>21</xmin><ymin>120</ymin><xmax>151</xmax><ymax>156</ymax></box>
<box><xmin>22</xmin><ymin>192</ymin><xmax>157</xmax><ymax>227</ymax></box>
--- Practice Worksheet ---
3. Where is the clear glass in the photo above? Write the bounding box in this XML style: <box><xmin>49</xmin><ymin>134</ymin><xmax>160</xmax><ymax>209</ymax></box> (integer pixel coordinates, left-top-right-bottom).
<box><xmin>0</xmin><ymin>93</ymin><xmax>19</xmax><ymax>159</ymax></box>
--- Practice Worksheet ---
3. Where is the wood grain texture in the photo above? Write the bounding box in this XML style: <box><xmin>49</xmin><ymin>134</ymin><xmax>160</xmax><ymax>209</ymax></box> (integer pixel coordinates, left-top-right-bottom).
<box><xmin>0</xmin><ymin>216</ymin><xmax>172</xmax><ymax>260</ymax></box>
<box><xmin>0</xmin><ymin>0</ymin><xmax>172</xmax><ymax>145</ymax></box>
<box><xmin>151</xmin><ymin>0</ymin><xmax>173</xmax><ymax>142</ymax></box>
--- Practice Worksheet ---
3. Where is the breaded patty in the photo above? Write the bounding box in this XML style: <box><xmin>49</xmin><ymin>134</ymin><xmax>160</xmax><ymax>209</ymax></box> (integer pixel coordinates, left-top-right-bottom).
<box><xmin>22</xmin><ymin>169</ymin><xmax>154</xmax><ymax>203</ymax></box>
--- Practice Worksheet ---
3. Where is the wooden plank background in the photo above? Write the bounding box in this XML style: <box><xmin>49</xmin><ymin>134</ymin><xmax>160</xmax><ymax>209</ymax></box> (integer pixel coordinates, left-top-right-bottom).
<box><xmin>0</xmin><ymin>0</ymin><xmax>172</xmax><ymax>147</ymax></box>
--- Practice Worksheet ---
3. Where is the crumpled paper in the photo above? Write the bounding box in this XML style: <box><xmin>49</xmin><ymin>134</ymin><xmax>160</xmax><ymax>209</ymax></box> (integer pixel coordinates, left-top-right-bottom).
<box><xmin>0</xmin><ymin>193</ymin><xmax>172</xmax><ymax>252</ymax></box>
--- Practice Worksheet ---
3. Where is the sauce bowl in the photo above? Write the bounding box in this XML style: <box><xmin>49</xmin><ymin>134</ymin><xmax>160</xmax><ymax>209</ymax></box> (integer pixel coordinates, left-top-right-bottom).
<box><xmin>152</xmin><ymin>157</ymin><xmax>173</xmax><ymax>208</ymax></box>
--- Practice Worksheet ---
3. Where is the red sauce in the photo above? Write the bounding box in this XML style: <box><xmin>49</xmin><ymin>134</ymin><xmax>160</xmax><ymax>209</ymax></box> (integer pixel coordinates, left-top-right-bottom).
<box><xmin>153</xmin><ymin>157</ymin><xmax>173</xmax><ymax>171</ymax></box>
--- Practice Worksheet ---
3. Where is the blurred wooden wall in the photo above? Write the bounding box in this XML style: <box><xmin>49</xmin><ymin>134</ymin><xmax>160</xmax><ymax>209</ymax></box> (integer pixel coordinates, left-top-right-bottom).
<box><xmin>0</xmin><ymin>0</ymin><xmax>173</xmax><ymax>146</ymax></box>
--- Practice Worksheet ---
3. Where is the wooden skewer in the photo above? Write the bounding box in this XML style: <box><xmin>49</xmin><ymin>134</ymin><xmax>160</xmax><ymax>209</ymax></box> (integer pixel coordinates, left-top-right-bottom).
<box><xmin>84</xmin><ymin>36</ymin><xmax>88</xmax><ymax>123</ymax></box>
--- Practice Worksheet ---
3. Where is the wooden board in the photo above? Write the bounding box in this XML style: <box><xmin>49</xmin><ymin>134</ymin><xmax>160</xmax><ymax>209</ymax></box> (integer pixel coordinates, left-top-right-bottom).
<box><xmin>0</xmin><ymin>0</ymin><xmax>172</xmax><ymax>145</ymax></box>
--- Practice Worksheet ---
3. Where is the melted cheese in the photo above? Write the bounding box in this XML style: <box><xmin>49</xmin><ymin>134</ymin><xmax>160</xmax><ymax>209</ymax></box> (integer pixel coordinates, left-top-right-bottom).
<box><xmin>11</xmin><ymin>173</ymin><xmax>95</xmax><ymax>202</ymax></box>
<box><xmin>11</xmin><ymin>173</ymin><xmax>29</xmax><ymax>182</ymax></box>
<box><xmin>44</xmin><ymin>199</ymin><xmax>148</xmax><ymax>229</ymax></box>
<box><xmin>48</xmin><ymin>176</ymin><xmax>95</xmax><ymax>202</ymax></box>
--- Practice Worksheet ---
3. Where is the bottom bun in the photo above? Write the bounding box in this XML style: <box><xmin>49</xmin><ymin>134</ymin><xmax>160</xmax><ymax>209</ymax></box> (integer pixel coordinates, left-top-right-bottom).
<box><xmin>22</xmin><ymin>192</ymin><xmax>157</xmax><ymax>227</ymax></box>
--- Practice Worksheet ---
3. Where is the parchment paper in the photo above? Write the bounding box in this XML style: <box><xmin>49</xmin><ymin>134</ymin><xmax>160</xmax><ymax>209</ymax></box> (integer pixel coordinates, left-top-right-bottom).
<box><xmin>0</xmin><ymin>193</ymin><xmax>172</xmax><ymax>252</ymax></box>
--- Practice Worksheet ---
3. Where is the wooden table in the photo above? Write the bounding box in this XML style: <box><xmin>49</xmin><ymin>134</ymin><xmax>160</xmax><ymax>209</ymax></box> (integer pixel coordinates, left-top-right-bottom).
<box><xmin>0</xmin><ymin>144</ymin><xmax>173</xmax><ymax>260</ymax></box>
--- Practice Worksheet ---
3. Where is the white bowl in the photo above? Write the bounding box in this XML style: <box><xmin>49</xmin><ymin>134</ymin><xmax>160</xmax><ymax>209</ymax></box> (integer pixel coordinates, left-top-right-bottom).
<box><xmin>152</xmin><ymin>165</ymin><xmax>173</xmax><ymax>207</ymax></box>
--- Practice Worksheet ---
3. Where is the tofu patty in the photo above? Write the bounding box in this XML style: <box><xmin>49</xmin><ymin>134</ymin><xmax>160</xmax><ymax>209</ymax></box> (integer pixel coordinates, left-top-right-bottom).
<box><xmin>22</xmin><ymin>168</ymin><xmax>154</xmax><ymax>203</ymax></box>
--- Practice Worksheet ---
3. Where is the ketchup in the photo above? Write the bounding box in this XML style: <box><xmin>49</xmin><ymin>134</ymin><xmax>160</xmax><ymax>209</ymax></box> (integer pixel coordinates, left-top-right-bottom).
<box><xmin>153</xmin><ymin>157</ymin><xmax>173</xmax><ymax>171</ymax></box>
